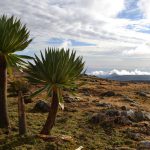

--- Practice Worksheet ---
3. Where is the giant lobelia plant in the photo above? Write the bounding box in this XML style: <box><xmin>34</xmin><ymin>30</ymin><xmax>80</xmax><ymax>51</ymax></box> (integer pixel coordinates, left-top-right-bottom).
<box><xmin>26</xmin><ymin>48</ymin><xmax>85</xmax><ymax>135</ymax></box>
<box><xmin>0</xmin><ymin>15</ymin><xmax>32</xmax><ymax>129</ymax></box>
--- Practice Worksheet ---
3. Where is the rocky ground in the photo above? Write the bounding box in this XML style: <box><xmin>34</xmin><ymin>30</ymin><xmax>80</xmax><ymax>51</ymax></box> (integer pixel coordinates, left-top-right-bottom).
<box><xmin>1</xmin><ymin>74</ymin><xmax>150</xmax><ymax>149</ymax></box>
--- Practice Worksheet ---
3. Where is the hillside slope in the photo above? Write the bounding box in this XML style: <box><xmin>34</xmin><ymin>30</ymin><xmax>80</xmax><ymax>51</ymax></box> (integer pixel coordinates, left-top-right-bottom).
<box><xmin>1</xmin><ymin>74</ymin><xmax>150</xmax><ymax>150</ymax></box>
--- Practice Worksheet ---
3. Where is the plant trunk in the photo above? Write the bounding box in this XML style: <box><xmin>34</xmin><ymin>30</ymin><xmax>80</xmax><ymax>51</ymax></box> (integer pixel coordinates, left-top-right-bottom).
<box><xmin>0</xmin><ymin>55</ymin><xmax>9</xmax><ymax>129</ymax></box>
<box><xmin>40</xmin><ymin>90</ymin><xmax>59</xmax><ymax>135</ymax></box>
<box><xmin>18</xmin><ymin>92</ymin><xmax>27</xmax><ymax>135</ymax></box>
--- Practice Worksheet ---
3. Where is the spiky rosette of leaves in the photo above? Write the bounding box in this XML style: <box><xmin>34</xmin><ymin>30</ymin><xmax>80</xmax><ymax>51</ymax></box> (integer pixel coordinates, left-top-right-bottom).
<box><xmin>26</xmin><ymin>48</ymin><xmax>85</xmax><ymax>109</ymax></box>
<box><xmin>0</xmin><ymin>15</ymin><xmax>32</xmax><ymax>71</ymax></box>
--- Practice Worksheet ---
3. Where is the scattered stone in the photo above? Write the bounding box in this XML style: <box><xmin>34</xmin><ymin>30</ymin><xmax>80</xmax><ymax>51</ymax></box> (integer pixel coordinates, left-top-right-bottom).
<box><xmin>106</xmin><ymin>109</ymin><xmax>120</xmax><ymax>116</ymax></box>
<box><xmin>96</xmin><ymin>102</ymin><xmax>112</xmax><ymax>107</ymax></box>
<box><xmin>137</xmin><ymin>141</ymin><xmax>150</xmax><ymax>150</ymax></box>
<box><xmin>90</xmin><ymin>113</ymin><xmax>105</xmax><ymax>124</ymax></box>
<box><xmin>75</xmin><ymin>146</ymin><xmax>84</xmax><ymax>150</ymax></box>
<box><xmin>135</xmin><ymin>111</ymin><xmax>145</xmax><ymax>122</ymax></box>
<box><xmin>92</xmin><ymin>99</ymin><xmax>98</xmax><ymax>103</ymax></box>
<box><xmin>90</xmin><ymin>111</ymin><xmax>132</xmax><ymax>126</ymax></box>
<box><xmin>64</xmin><ymin>107</ymin><xmax>78</xmax><ymax>112</ymax></box>
<box><xmin>63</xmin><ymin>96</ymin><xmax>76</xmax><ymax>103</ymax></box>
<box><xmin>122</xmin><ymin>96</ymin><xmax>136</xmax><ymax>103</ymax></box>
<box><xmin>132</xmin><ymin>122</ymin><xmax>149</xmax><ymax>128</ymax></box>
<box><xmin>137</xmin><ymin>91</ymin><xmax>150</xmax><ymax>98</ymax></box>
<box><xmin>81</xmin><ymin>88</ymin><xmax>91</xmax><ymax>96</ymax></box>
<box><xmin>37</xmin><ymin>134</ymin><xmax>73</xmax><ymax>142</ymax></box>
<box><xmin>90</xmin><ymin>107</ymin><xmax>150</xmax><ymax>127</ymax></box>
<box><xmin>137</xmin><ymin>91</ymin><xmax>147</xmax><ymax>97</ymax></box>
<box><xmin>116</xmin><ymin>93</ymin><xmax>123</xmax><ymax>97</ymax></box>
<box><xmin>130</xmin><ymin>103</ymin><xmax>138</xmax><ymax>107</ymax></box>
<box><xmin>126</xmin><ymin>109</ymin><xmax>135</xmax><ymax>121</ymax></box>
<box><xmin>101</xmin><ymin>91</ymin><xmax>115</xmax><ymax>97</ymax></box>
<box><xmin>121</xmin><ymin>106</ymin><xmax>127</xmax><ymax>110</ymax></box>
<box><xmin>144</xmin><ymin>112</ymin><xmax>150</xmax><ymax>121</ymax></box>
<box><xmin>137</xmin><ymin>124</ymin><xmax>150</xmax><ymax>136</ymax></box>
<box><xmin>127</xmin><ymin>131</ymin><xmax>141</xmax><ymax>141</ymax></box>
<box><xmin>84</xmin><ymin>92</ymin><xmax>90</xmax><ymax>96</ymax></box>
<box><xmin>82</xmin><ymin>78</ymin><xmax>88</xmax><ymax>81</ymax></box>
<box><xmin>90</xmin><ymin>79</ymin><xmax>98</xmax><ymax>82</ymax></box>
<box><xmin>118</xmin><ymin>116</ymin><xmax>132</xmax><ymax>125</ymax></box>
<box><xmin>126</xmin><ymin>110</ymin><xmax>150</xmax><ymax>122</ymax></box>
<box><xmin>74</xmin><ymin>97</ymin><xmax>80</xmax><ymax>101</ymax></box>
<box><xmin>33</xmin><ymin>100</ymin><xmax>50</xmax><ymax>112</ymax></box>
<box><xmin>60</xmin><ymin>135</ymin><xmax>73</xmax><ymax>142</ymax></box>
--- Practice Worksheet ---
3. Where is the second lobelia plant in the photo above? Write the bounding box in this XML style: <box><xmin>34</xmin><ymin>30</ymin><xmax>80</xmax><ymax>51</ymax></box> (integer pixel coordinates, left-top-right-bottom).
<box><xmin>26</xmin><ymin>48</ymin><xmax>85</xmax><ymax>135</ymax></box>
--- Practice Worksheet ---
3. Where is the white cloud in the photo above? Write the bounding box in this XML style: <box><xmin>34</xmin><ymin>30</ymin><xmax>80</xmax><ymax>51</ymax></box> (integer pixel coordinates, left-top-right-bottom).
<box><xmin>91</xmin><ymin>69</ymin><xmax>150</xmax><ymax>76</ymax></box>
<box><xmin>122</xmin><ymin>43</ymin><xmax>150</xmax><ymax>56</ymax></box>
<box><xmin>91</xmin><ymin>70</ymin><xmax>106</xmax><ymax>76</ymax></box>
<box><xmin>110</xmin><ymin>69</ymin><xmax>150</xmax><ymax>75</ymax></box>
<box><xmin>0</xmin><ymin>0</ymin><xmax>128</xmax><ymax>47</ymax></box>
<box><xmin>59</xmin><ymin>40</ymin><xmax>72</xmax><ymax>49</ymax></box>
<box><xmin>1</xmin><ymin>0</ymin><xmax>150</xmax><ymax>70</ymax></box>
<box><xmin>138</xmin><ymin>0</ymin><xmax>150</xmax><ymax>19</ymax></box>
<box><xmin>78</xmin><ymin>0</ymin><xmax>125</xmax><ymax>18</ymax></box>
<box><xmin>0</xmin><ymin>0</ymin><xmax>149</xmax><ymax>50</ymax></box>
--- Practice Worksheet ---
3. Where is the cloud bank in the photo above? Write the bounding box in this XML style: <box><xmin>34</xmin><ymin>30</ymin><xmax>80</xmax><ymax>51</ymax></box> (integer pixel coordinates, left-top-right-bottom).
<box><xmin>91</xmin><ymin>69</ymin><xmax>150</xmax><ymax>76</ymax></box>
<box><xmin>1</xmin><ymin>0</ymin><xmax>150</xmax><ymax>70</ymax></box>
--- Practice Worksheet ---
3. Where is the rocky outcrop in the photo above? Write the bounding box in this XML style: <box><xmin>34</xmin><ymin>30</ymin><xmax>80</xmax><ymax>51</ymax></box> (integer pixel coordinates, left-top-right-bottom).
<box><xmin>122</xmin><ymin>95</ymin><xmax>137</xmax><ymax>104</ymax></box>
<box><xmin>63</xmin><ymin>95</ymin><xmax>80</xmax><ymax>103</ymax></box>
<box><xmin>101</xmin><ymin>91</ymin><xmax>115</xmax><ymax>97</ymax></box>
<box><xmin>90</xmin><ymin>108</ymin><xmax>150</xmax><ymax>127</ymax></box>
<box><xmin>137</xmin><ymin>91</ymin><xmax>150</xmax><ymax>98</ymax></box>
<box><xmin>137</xmin><ymin>141</ymin><xmax>150</xmax><ymax>150</ymax></box>
<box><xmin>95</xmin><ymin>102</ymin><xmax>112</xmax><ymax>107</ymax></box>
<box><xmin>33</xmin><ymin>100</ymin><xmax>50</xmax><ymax>112</ymax></box>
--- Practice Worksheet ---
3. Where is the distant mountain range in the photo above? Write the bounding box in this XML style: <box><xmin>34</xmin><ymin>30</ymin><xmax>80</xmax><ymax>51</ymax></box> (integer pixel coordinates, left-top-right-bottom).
<box><xmin>97</xmin><ymin>74</ymin><xmax>150</xmax><ymax>82</ymax></box>
<box><xmin>89</xmin><ymin>69</ymin><xmax>150</xmax><ymax>82</ymax></box>
<box><xmin>107</xmin><ymin>75</ymin><xmax>150</xmax><ymax>82</ymax></box>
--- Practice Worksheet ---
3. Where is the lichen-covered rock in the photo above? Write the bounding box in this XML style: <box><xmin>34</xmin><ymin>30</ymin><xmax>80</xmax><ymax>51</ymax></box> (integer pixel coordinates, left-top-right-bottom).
<box><xmin>90</xmin><ymin>113</ymin><xmax>106</xmax><ymax>124</ymax></box>
<box><xmin>63</xmin><ymin>96</ymin><xmax>79</xmax><ymax>103</ymax></box>
<box><xmin>135</xmin><ymin>111</ymin><xmax>145</xmax><ymax>122</ymax></box>
<box><xmin>126</xmin><ymin>130</ymin><xmax>141</xmax><ymax>141</ymax></box>
<box><xmin>96</xmin><ymin>102</ymin><xmax>112</xmax><ymax>107</ymax></box>
<box><xmin>106</xmin><ymin>109</ymin><xmax>121</xmax><ymax>116</ymax></box>
<box><xmin>89</xmin><ymin>107</ymin><xmax>150</xmax><ymax>129</ymax></box>
<box><xmin>137</xmin><ymin>91</ymin><xmax>150</xmax><ymax>98</ymax></box>
<box><xmin>64</xmin><ymin>107</ymin><xmax>78</xmax><ymax>112</ymax></box>
<box><xmin>137</xmin><ymin>141</ymin><xmax>150</xmax><ymax>150</ymax></box>
<box><xmin>117</xmin><ymin>116</ymin><xmax>132</xmax><ymax>125</ymax></box>
<box><xmin>122</xmin><ymin>95</ymin><xmax>136</xmax><ymax>103</ymax></box>
<box><xmin>121</xmin><ymin>106</ymin><xmax>127</xmax><ymax>110</ymax></box>
<box><xmin>126</xmin><ymin>109</ymin><xmax>135</xmax><ymax>120</ymax></box>
<box><xmin>101</xmin><ymin>91</ymin><xmax>115</xmax><ymax>97</ymax></box>
<box><xmin>90</xmin><ymin>109</ymin><xmax>133</xmax><ymax>126</ymax></box>
<box><xmin>33</xmin><ymin>100</ymin><xmax>50</xmax><ymax>112</ymax></box>
<box><xmin>143</xmin><ymin>112</ymin><xmax>150</xmax><ymax>121</ymax></box>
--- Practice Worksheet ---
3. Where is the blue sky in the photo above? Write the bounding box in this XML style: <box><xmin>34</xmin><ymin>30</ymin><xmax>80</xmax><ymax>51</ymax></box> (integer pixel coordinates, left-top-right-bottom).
<box><xmin>47</xmin><ymin>38</ymin><xmax>96</xmax><ymax>46</ymax></box>
<box><xmin>118</xmin><ymin>0</ymin><xmax>143</xmax><ymax>20</ymax></box>
<box><xmin>1</xmin><ymin>0</ymin><xmax>150</xmax><ymax>74</ymax></box>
